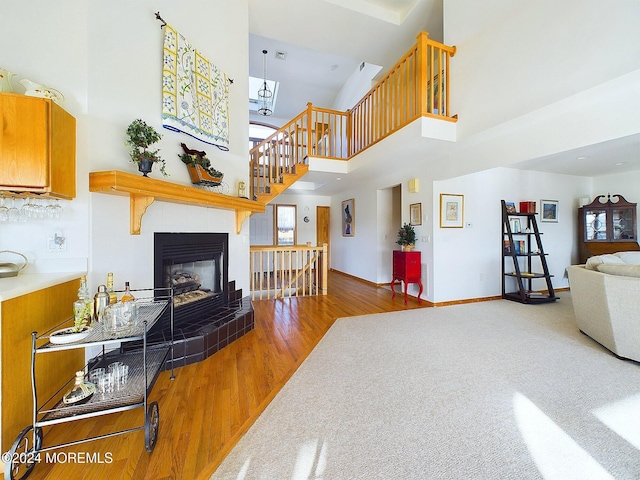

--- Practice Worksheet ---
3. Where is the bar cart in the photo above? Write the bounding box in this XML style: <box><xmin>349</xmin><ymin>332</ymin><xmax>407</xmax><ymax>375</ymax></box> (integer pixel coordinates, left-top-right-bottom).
<box><xmin>4</xmin><ymin>287</ymin><xmax>174</xmax><ymax>480</ymax></box>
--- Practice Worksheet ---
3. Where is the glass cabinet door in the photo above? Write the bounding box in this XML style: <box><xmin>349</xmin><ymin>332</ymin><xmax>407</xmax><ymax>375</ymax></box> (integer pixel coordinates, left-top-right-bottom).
<box><xmin>612</xmin><ymin>207</ymin><xmax>635</xmax><ymax>240</ymax></box>
<box><xmin>585</xmin><ymin>209</ymin><xmax>607</xmax><ymax>240</ymax></box>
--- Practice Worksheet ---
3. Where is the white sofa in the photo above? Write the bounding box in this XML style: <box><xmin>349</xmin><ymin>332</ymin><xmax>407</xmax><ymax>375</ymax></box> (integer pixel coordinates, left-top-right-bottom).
<box><xmin>567</xmin><ymin>251</ymin><xmax>640</xmax><ymax>362</ymax></box>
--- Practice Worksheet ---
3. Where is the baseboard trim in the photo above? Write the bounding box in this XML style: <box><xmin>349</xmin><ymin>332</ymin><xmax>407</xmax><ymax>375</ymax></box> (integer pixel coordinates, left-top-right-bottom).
<box><xmin>330</xmin><ymin>269</ymin><xmax>570</xmax><ymax>306</ymax></box>
<box><xmin>330</xmin><ymin>268</ymin><xmax>379</xmax><ymax>287</ymax></box>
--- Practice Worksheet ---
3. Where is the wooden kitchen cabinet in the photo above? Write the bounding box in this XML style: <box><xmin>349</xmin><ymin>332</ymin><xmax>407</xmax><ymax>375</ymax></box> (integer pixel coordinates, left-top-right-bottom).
<box><xmin>0</xmin><ymin>92</ymin><xmax>76</xmax><ymax>199</ymax></box>
<box><xmin>391</xmin><ymin>250</ymin><xmax>423</xmax><ymax>304</ymax></box>
<box><xmin>1</xmin><ymin>278</ymin><xmax>84</xmax><ymax>454</ymax></box>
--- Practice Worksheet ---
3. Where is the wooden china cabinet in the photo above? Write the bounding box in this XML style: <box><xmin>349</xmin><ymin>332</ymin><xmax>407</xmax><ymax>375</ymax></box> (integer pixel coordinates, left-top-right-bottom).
<box><xmin>391</xmin><ymin>250</ymin><xmax>422</xmax><ymax>305</ymax></box>
<box><xmin>578</xmin><ymin>194</ymin><xmax>640</xmax><ymax>263</ymax></box>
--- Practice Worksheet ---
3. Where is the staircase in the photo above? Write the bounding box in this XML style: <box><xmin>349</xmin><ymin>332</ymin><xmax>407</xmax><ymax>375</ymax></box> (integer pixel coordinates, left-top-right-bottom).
<box><xmin>249</xmin><ymin>31</ymin><xmax>457</xmax><ymax>204</ymax></box>
<box><xmin>249</xmin><ymin>104</ymin><xmax>346</xmax><ymax>204</ymax></box>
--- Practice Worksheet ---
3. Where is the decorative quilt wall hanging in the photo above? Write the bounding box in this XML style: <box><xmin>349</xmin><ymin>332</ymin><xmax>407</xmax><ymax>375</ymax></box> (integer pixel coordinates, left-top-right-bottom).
<box><xmin>162</xmin><ymin>23</ymin><xmax>230</xmax><ymax>150</ymax></box>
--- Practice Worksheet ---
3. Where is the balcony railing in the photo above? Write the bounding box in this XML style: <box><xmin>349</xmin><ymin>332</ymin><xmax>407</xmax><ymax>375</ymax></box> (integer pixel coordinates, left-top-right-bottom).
<box><xmin>249</xmin><ymin>31</ymin><xmax>456</xmax><ymax>200</ymax></box>
<box><xmin>349</xmin><ymin>32</ymin><xmax>456</xmax><ymax>156</ymax></box>
<box><xmin>250</xmin><ymin>244</ymin><xmax>328</xmax><ymax>300</ymax></box>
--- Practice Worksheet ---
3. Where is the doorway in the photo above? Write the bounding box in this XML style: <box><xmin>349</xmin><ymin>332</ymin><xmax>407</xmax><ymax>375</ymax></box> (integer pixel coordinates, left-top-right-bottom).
<box><xmin>316</xmin><ymin>206</ymin><xmax>330</xmax><ymax>267</ymax></box>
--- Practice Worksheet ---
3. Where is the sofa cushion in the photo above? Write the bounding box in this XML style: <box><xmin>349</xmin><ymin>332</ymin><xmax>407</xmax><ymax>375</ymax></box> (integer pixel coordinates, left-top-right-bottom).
<box><xmin>596</xmin><ymin>263</ymin><xmax>640</xmax><ymax>277</ymax></box>
<box><xmin>585</xmin><ymin>254</ymin><xmax>626</xmax><ymax>270</ymax></box>
<box><xmin>615</xmin><ymin>251</ymin><xmax>640</xmax><ymax>265</ymax></box>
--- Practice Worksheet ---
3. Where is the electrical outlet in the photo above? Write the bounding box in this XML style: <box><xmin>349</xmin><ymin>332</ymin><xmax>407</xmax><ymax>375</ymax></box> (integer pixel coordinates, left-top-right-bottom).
<box><xmin>47</xmin><ymin>233</ymin><xmax>66</xmax><ymax>252</ymax></box>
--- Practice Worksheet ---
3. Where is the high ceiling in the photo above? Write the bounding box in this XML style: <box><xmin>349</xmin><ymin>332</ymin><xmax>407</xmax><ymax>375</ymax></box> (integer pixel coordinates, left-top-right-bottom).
<box><xmin>248</xmin><ymin>0</ymin><xmax>443</xmax><ymax>120</ymax></box>
<box><xmin>247</xmin><ymin>0</ymin><xmax>640</xmax><ymax>195</ymax></box>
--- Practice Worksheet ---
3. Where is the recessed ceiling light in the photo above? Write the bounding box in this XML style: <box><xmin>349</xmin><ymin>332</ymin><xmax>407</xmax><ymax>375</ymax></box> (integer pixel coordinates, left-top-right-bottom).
<box><xmin>336</xmin><ymin>177</ymin><xmax>342</xmax><ymax>181</ymax></box>
<box><xmin>576</xmin><ymin>156</ymin><xmax>588</xmax><ymax>160</ymax></box>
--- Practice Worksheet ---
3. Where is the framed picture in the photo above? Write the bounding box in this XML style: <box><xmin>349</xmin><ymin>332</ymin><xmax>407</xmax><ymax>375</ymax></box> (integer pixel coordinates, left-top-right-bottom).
<box><xmin>342</xmin><ymin>198</ymin><xmax>355</xmax><ymax>236</ymax></box>
<box><xmin>410</xmin><ymin>203</ymin><xmax>422</xmax><ymax>226</ymax></box>
<box><xmin>541</xmin><ymin>199</ymin><xmax>558</xmax><ymax>223</ymax></box>
<box><xmin>440</xmin><ymin>194</ymin><xmax>464</xmax><ymax>228</ymax></box>
<box><xmin>505</xmin><ymin>201</ymin><xmax>517</xmax><ymax>214</ymax></box>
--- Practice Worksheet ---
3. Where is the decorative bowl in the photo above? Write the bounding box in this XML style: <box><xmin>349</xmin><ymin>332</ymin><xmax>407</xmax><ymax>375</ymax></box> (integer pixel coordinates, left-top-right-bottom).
<box><xmin>50</xmin><ymin>326</ymin><xmax>92</xmax><ymax>344</ymax></box>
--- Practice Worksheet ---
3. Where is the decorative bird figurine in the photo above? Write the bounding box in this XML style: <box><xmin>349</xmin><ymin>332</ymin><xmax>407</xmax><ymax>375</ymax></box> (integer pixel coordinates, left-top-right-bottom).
<box><xmin>181</xmin><ymin>142</ymin><xmax>207</xmax><ymax>158</ymax></box>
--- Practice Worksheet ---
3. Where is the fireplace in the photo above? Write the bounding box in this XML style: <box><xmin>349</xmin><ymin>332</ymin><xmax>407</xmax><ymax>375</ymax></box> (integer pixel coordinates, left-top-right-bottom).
<box><xmin>138</xmin><ymin>232</ymin><xmax>254</xmax><ymax>368</ymax></box>
<box><xmin>154</xmin><ymin>232</ymin><xmax>229</xmax><ymax>322</ymax></box>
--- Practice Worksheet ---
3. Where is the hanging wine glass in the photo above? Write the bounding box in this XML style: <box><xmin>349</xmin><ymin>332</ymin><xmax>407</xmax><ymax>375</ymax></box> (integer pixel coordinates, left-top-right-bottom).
<box><xmin>52</xmin><ymin>199</ymin><xmax>63</xmax><ymax>219</ymax></box>
<box><xmin>21</xmin><ymin>197</ymin><xmax>33</xmax><ymax>221</ymax></box>
<box><xmin>0</xmin><ymin>194</ymin><xmax>8</xmax><ymax>222</ymax></box>
<box><xmin>45</xmin><ymin>199</ymin><xmax>62</xmax><ymax>219</ymax></box>
<box><xmin>7</xmin><ymin>197</ymin><xmax>20</xmax><ymax>222</ymax></box>
<box><xmin>35</xmin><ymin>198</ymin><xmax>46</xmax><ymax>219</ymax></box>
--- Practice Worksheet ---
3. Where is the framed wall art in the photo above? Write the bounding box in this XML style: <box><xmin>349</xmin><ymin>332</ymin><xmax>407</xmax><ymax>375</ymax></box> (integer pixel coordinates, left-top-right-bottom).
<box><xmin>440</xmin><ymin>194</ymin><xmax>464</xmax><ymax>228</ymax></box>
<box><xmin>541</xmin><ymin>199</ymin><xmax>558</xmax><ymax>223</ymax></box>
<box><xmin>342</xmin><ymin>198</ymin><xmax>355</xmax><ymax>236</ymax></box>
<box><xmin>410</xmin><ymin>203</ymin><xmax>422</xmax><ymax>226</ymax></box>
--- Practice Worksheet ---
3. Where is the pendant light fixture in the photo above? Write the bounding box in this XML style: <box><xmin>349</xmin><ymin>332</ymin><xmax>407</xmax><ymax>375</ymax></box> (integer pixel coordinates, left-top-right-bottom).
<box><xmin>257</xmin><ymin>49</ymin><xmax>273</xmax><ymax>116</ymax></box>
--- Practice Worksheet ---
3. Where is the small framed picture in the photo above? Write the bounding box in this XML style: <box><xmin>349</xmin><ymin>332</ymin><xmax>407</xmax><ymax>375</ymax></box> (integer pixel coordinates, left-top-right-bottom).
<box><xmin>342</xmin><ymin>198</ymin><xmax>355</xmax><ymax>236</ymax></box>
<box><xmin>440</xmin><ymin>194</ymin><xmax>464</xmax><ymax>228</ymax></box>
<box><xmin>540</xmin><ymin>199</ymin><xmax>558</xmax><ymax>223</ymax></box>
<box><xmin>505</xmin><ymin>202</ymin><xmax>517</xmax><ymax>214</ymax></box>
<box><xmin>410</xmin><ymin>203</ymin><xmax>422</xmax><ymax>226</ymax></box>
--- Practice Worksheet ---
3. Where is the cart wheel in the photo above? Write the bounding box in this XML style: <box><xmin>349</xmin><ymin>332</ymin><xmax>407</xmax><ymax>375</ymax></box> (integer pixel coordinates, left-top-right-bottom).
<box><xmin>4</xmin><ymin>425</ymin><xmax>43</xmax><ymax>480</ymax></box>
<box><xmin>145</xmin><ymin>401</ymin><xmax>160</xmax><ymax>452</ymax></box>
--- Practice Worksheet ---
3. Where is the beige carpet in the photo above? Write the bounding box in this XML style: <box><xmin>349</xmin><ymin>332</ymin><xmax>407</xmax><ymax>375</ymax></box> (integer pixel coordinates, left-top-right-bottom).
<box><xmin>211</xmin><ymin>293</ymin><xmax>640</xmax><ymax>479</ymax></box>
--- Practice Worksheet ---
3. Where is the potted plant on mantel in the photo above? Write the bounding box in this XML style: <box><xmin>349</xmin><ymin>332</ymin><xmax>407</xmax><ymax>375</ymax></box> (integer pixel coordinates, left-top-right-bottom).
<box><xmin>125</xmin><ymin>118</ymin><xmax>167</xmax><ymax>177</ymax></box>
<box><xmin>179</xmin><ymin>142</ymin><xmax>224</xmax><ymax>186</ymax></box>
<box><xmin>396</xmin><ymin>223</ymin><xmax>416</xmax><ymax>251</ymax></box>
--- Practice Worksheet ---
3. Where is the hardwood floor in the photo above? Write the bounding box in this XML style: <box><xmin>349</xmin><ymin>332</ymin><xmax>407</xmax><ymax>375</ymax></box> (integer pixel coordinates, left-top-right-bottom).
<box><xmin>25</xmin><ymin>271</ymin><xmax>428</xmax><ymax>480</ymax></box>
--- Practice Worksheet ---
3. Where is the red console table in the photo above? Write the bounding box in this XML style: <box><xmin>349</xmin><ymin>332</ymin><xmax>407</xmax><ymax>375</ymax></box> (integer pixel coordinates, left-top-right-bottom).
<box><xmin>391</xmin><ymin>250</ymin><xmax>422</xmax><ymax>304</ymax></box>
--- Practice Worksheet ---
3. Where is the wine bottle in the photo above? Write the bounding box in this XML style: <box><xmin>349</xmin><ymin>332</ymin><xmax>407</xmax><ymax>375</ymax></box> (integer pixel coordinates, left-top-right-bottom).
<box><xmin>73</xmin><ymin>276</ymin><xmax>92</xmax><ymax>330</ymax></box>
<box><xmin>106</xmin><ymin>272</ymin><xmax>117</xmax><ymax>304</ymax></box>
<box><xmin>120</xmin><ymin>281</ymin><xmax>135</xmax><ymax>302</ymax></box>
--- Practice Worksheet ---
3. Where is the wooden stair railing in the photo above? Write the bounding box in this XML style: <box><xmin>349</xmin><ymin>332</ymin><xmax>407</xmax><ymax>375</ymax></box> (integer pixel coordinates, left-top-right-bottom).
<box><xmin>250</xmin><ymin>244</ymin><xmax>328</xmax><ymax>300</ymax></box>
<box><xmin>249</xmin><ymin>31</ymin><xmax>456</xmax><ymax>202</ymax></box>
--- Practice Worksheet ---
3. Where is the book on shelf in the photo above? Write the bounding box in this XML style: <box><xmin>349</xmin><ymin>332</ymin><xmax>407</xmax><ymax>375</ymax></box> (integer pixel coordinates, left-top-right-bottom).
<box><xmin>519</xmin><ymin>201</ymin><xmax>536</xmax><ymax>213</ymax></box>
<box><xmin>514</xmin><ymin>240</ymin><xmax>526</xmax><ymax>254</ymax></box>
<box><xmin>504</xmin><ymin>239</ymin><xmax>511</xmax><ymax>253</ymax></box>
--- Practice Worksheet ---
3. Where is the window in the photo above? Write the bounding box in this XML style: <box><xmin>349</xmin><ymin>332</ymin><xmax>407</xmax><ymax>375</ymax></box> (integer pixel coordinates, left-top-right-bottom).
<box><xmin>249</xmin><ymin>122</ymin><xmax>278</xmax><ymax>151</ymax></box>
<box><xmin>275</xmin><ymin>204</ymin><xmax>297</xmax><ymax>245</ymax></box>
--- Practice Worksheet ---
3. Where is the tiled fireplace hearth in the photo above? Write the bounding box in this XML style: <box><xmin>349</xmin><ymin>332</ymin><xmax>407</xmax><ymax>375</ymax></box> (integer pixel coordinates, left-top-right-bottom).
<box><xmin>124</xmin><ymin>233</ymin><xmax>254</xmax><ymax>368</ymax></box>
<box><xmin>148</xmin><ymin>281</ymin><xmax>254</xmax><ymax>369</ymax></box>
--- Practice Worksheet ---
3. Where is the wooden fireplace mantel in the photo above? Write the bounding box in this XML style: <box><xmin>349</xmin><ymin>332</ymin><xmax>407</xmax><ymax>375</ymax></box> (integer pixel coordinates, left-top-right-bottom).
<box><xmin>89</xmin><ymin>170</ymin><xmax>265</xmax><ymax>235</ymax></box>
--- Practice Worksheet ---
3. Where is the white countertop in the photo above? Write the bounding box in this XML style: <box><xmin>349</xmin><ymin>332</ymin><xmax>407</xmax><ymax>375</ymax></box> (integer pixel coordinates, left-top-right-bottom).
<box><xmin>0</xmin><ymin>271</ymin><xmax>86</xmax><ymax>302</ymax></box>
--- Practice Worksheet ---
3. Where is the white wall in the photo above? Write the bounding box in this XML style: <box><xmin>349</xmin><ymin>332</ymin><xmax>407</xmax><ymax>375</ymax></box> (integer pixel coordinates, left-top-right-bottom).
<box><xmin>1</xmin><ymin>0</ymin><xmax>251</xmax><ymax>294</ymax></box>
<box><xmin>444</xmin><ymin>1</ymin><xmax>640</xmax><ymax>140</ymax></box>
<box><xmin>327</xmin><ymin>1</ymin><xmax>639</xmax><ymax>303</ymax></box>
<box><xmin>432</xmin><ymin>168</ymin><xmax>591</xmax><ymax>303</ymax></box>
<box><xmin>1</xmin><ymin>1</ymin><xmax>90</xmax><ymax>273</ymax></box>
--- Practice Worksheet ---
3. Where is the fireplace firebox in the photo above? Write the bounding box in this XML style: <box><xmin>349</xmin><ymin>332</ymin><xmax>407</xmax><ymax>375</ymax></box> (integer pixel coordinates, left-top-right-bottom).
<box><xmin>135</xmin><ymin>232</ymin><xmax>254</xmax><ymax>368</ymax></box>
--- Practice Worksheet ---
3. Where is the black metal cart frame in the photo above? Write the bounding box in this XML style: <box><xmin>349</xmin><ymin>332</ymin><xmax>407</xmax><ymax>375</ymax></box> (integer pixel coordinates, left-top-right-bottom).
<box><xmin>5</xmin><ymin>287</ymin><xmax>174</xmax><ymax>480</ymax></box>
